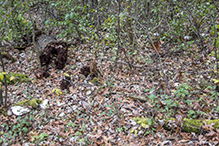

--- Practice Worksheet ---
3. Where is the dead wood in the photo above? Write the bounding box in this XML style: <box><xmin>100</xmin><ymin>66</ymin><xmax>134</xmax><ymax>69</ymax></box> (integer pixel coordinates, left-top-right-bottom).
<box><xmin>37</xmin><ymin>35</ymin><xmax>69</xmax><ymax>69</ymax></box>
<box><xmin>80</xmin><ymin>59</ymin><xmax>102</xmax><ymax>79</ymax></box>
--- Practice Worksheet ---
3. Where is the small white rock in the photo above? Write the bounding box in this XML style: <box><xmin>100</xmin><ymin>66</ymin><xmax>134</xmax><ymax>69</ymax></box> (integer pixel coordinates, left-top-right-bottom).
<box><xmin>158</xmin><ymin>119</ymin><xmax>165</xmax><ymax>126</ymax></box>
<box><xmin>66</xmin><ymin>107</ymin><xmax>73</xmax><ymax>113</ymax></box>
<box><xmin>11</xmin><ymin>106</ymin><xmax>30</xmax><ymax>116</ymax></box>
<box><xmin>86</xmin><ymin>90</ymin><xmax>92</xmax><ymax>95</ymax></box>
<box><xmin>7</xmin><ymin>109</ymin><xmax>12</xmax><ymax>116</ymax></box>
<box><xmin>59</xmin><ymin>112</ymin><xmax>65</xmax><ymax>117</ymax></box>
<box><xmin>57</xmin><ymin>101</ymin><xmax>65</xmax><ymax>107</ymax></box>
<box><xmin>120</xmin><ymin>107</ymin><xmax>127</xmax><ymax>113</ymax></box>
<box><xmin>76</xmin><ymin>62</ymin><xmax>83</xmax><ymax>69</ymax></box>
<box><xmin>72</xmin><ymin>105</ymin><xmax>78</xmax><ymax>111</ymax></box>
<box><xmin>129</xmin><ymin>119</ymin><xmax>137</xmax><ymax>125</ymax></box>
<box><xmin>40</xmin><ymin>99</ymin><xmax>49</xmax><ymax>109</ymax></box>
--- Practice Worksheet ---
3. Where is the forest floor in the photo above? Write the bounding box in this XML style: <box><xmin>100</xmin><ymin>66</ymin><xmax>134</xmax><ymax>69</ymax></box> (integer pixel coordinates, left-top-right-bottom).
<box><xmin>0</xmin><ymin>37</ymin><xmax>219</xmax><ymax>145</ymax></box>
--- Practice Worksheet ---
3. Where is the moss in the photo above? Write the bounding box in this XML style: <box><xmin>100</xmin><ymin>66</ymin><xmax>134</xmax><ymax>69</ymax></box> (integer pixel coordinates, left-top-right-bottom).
<box><xmin>205</xmin><ymin>119</ymin><xmax>219</xmax><ymax>129</ymax></box>
<box><xmin>183</xmin><ymin>119</ymin><xmax>203</xmax><ymax>133</ymax></box>
<box><xmin>166</xmin><ymin>118</ymin><xmax>175</xmax><ymax>121</ymax></box>
<box><xmin>135</xmin><ymin>117</ymin><xmax>219</xmax><ymax>133</ymax></box>
<box><xmin>17</xmin><ymin>99</ymin><xmax>42</xmax><ymax>108</ymax></box>
<box><xmin>17</xmin><ymin>100</ymin><xmax>29</xmax><ymax>106</ymax></box>
<box><xmin>90</xmin><ymin>77</ymin><xmax>102</xmax><ymax>86</ymax></box>
<box><xmin>0</xmin><ymin>72</ymin><xmax>31</xmax><ymax>84</ymax></box>
<box><xmin>0</xmin><ymin>108</ymin><xmax>7</xmax><ymax>117</ymax></box>
<box><xmin>133</xmin><ymin>117</ymin><xmax>153</xmax><ymax>128</ymax></box>
<box><xmin>28</xmin><ymin>99</ymin><xmax>42</xmax><ymax>108</ymax></box>
<box><xmin>166</xmin><ymin>118</ymin><xmax>219</xmax><ymax>133</ymax></box>
<box><xmin>1</xmin><ymin>52</ymin><xmax>17</xmax><ymax>62</ymax></box>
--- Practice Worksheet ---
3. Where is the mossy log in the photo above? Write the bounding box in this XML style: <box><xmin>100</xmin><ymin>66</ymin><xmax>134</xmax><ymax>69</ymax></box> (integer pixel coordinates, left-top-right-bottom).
<box><xmin>0</xmin><ymin>72</ymin><xmax>31</xmax><ymax>85</ymax></box>
<box><xmin>134</xmin><ymin>117</ymin><xmax>219</xmax><ymax>133</ymax></box>
<box><xmin>164</xmin><ymin>118</ymin><xmax>219</xmax><ymax>133</ymax></box>
<box><xmin>1</xmin><ymin>52</ymin><xmax>17</xmax><ymax>62</ymax></box>
<box><xmin>16</xmin><ymin>98</ymin><xmax>42</xmax><ymax>108</ymax></box>
<box><xmin>90</xmin><ymin>77</ymin><xmax>102</xmax><ymax>86</ymax></box>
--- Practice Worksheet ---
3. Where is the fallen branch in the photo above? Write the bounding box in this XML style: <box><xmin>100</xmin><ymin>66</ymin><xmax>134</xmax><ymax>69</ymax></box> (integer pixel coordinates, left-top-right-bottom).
<box><xmin>135</xmin><ymin>117</ymin><xmax>219</xmax><ymax>133</ymax></box>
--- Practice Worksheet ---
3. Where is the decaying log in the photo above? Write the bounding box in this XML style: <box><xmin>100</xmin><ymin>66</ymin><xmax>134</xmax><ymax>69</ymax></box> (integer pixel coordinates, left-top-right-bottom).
<box><xmin>34</xmin><ymin>68</ymin><xmax>50</xmax><ymax>79</ymax></box>
<box><xmin>80</xmin><ymin>59</ymin><xmax>102</xmax><ymax>79</ymax></box>
<box><xmin>134</xmin><ymin>117</ymin><xmax>219</xmax><ymax>133</ymax></box>
<box><xmin>36</xmin><ymin>35</ymin><xmax>69</xmax><ymax>69</ymax></box>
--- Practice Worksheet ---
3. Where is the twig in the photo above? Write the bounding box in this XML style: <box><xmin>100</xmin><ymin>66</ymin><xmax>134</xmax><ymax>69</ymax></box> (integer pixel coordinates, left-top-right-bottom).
<box><xmin>0</xmin><ymin>50</ymin><xmax>7</xmax><ymax>107</ymax></box>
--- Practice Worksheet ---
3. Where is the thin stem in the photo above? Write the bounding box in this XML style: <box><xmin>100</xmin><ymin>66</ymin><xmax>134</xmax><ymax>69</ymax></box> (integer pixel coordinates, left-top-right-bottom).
<box><xmin>0</xmin><ymin>50</ymin><xmax>7</xmax><ymax>107</ymax></box>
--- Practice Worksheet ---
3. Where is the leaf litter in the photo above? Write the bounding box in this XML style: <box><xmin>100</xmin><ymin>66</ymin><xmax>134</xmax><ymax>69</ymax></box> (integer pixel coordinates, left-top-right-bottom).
<box><xmin>0</xmin><ymin>38</ymin><xmax>219</xmax><ymax>145</ymax></box>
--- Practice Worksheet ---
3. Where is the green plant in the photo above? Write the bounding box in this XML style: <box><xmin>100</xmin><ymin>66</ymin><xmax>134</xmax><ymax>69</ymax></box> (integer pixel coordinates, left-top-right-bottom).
<box><xmin>32</xmin><ymin>132</ymin><xmax>49</xmax><ymax>143</ymax></box>
<box><xmin>0</xmin><ymin>115</ymin><xmax>35</xmax><ymax>145</ymax></box>
<box><xmin>131</xmin><ymin>117</ymin><xmax>156</xmax><ymax>136</ymax></box>
<box><xmin>188</xmin><ymin>110</ymin><xmax>196</xmax><ymax>118</ymax></box>
<box><xmin>0</xmin><ymin>72</ymin><xmax>31</xmax><ymax>85</ymax></box>
<box><xmin>175</xmin><ymin>83</ymin><xmax>191</xmax><ymax>98</ymax></box>
<box><xmin>16</xmin><ymin>98</ymin><xmax>42</xmax><ymax>108</ymax></box>
<box><xmin>67</xmin><ymin>121</ymin><xmax>77</xmax><ymax>127</ymax></box>
<box><xmin>0</xmin><ymin>1</ymin><xmax>33</xmax><ymax>45</ymax></box>
<box><xmin>117</xmin><ymin>127</ymin><xmax>123</xmax><ymax>132</ymax></box>
<box><xmin>52</xmin><ymin>88</ymin><xmax>63</xmax><ymax>96</ymax></box>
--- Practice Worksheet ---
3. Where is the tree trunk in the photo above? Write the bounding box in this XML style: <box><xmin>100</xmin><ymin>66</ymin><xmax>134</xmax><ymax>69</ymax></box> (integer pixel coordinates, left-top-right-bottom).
<box><xmin>126</xmin><ymin>0</ymin><xmax>134</xmax><ymax>45</ymax></box>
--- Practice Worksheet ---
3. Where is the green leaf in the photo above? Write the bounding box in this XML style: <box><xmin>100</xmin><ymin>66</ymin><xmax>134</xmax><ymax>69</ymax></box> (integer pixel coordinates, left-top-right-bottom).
<box><xmin>141</xmin><ymin>123</ymin><xmax>149</xmax><ymax>128</ymax></box>
<box><xmin>213</xmin><ymin>79</ymin><xmax>219</xmax><ymax>84</ymax></box>
<box><xmin>78</xmin><ymin>138</ymin><xmax>84</xmax><ymax>142</ymax></box>
<box><xmin>52</xmin><ymin>88</ymin><xmax>62</xmax><ymax>96</ymax></box>
<box><xmin>22</xmin><ymin>127</ymin><xmax>28</xmax><ymax>133</ymax></box>
<box><xmin>64</xmin><ymin>72</ymin><xmax>70</xmax><ymax>77</ymax></box>
<box><xmin>144</xmin><ymin>89</ymin><xmax>150</xmax><ymax>92</ymax></box>
<box><xmin>149</xmin><ymin>94</ymin><xmax>156</xmax><ymax>100</ymax></box>
<box><xmin>134</xmin><ymin>130</ymin><xmax>138</xmax><ymax>135</ymax></box>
